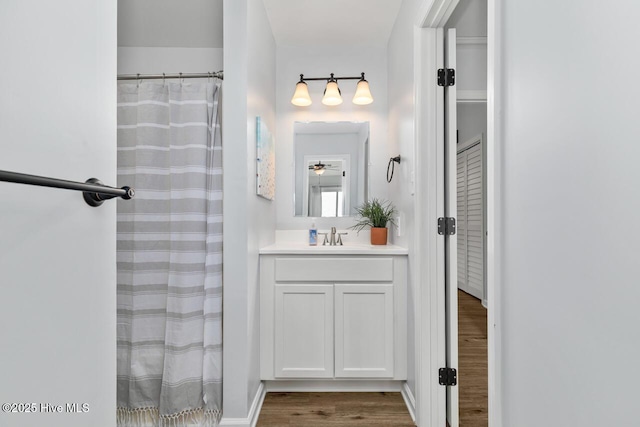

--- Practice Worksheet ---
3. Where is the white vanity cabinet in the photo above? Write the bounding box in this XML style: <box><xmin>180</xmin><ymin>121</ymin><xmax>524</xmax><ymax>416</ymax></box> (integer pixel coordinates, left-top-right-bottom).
<box><xmin>260</xmin><ymin>250</ymin><xmax>408</xmax><ymax>383</ymax></box>
<box><xmin>274</xmin><ymin>283</ymin><xmax>334</xmax><ymax>378</ymax></box>
<box><xmin>334</xmin><ymin>283</ymin><xmax>395</xmax><ymax>378</ymax></box>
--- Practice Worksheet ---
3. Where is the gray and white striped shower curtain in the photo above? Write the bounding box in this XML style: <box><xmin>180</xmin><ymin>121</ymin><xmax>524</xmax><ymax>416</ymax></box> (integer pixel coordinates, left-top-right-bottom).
<box><xmin>116</xmin><ymin>81</ymin><xmax>222</xmax><ymax>427</ymax></box>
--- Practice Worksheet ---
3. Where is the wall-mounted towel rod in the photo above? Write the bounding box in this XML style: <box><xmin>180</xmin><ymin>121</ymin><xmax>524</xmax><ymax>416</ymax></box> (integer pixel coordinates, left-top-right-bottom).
<box><xmin>0</xmin><ymin>169</ymin><xmax>134</xmax><ymax>207</ymax></box>
<box><xmin>117</xmin><ymin>71</ymin><xmax>224</xmax><ymax>81</ymax></box>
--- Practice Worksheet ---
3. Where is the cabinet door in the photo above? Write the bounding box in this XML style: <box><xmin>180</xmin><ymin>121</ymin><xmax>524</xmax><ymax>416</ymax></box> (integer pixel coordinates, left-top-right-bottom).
<box><xmin>334</xmin><ymin>284</ymin><xmax>394</xmax><ymax>378</ymax></box>
<box><xmin>274</xmin><ymin>284</ymin><xmax>334</xmax><ymax>378</ymax></box>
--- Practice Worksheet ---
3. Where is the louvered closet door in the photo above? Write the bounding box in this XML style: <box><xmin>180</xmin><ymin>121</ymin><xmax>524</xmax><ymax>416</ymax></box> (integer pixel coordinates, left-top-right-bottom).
<box><xmin>457</xmin><ymin>142</ymin><xmax>484</xmax><ymax>299</ymax></box>
<box><xmin>457</xmin><ymin>154</ymin><xmax>468</xmax><ymax>290</ymax></box>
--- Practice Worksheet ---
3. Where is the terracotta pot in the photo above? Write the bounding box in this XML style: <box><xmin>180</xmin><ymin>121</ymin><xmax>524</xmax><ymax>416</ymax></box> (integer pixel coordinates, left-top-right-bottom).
<box><xmin>370</xmin><ymin>227</ymin><xmax>388</xmax><ymax>245</ymax></box>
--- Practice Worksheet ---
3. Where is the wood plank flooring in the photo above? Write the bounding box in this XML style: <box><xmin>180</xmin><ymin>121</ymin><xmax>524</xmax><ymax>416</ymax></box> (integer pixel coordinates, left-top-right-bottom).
<box><xmin>458</xmin><ymin>290</ymin><xmax>488</xmax><ymax>427</ymax></box>
<box><xmin>256</xmin><ymin>392</ymin><xmax>415</xmax><ymax>426</ymax></box>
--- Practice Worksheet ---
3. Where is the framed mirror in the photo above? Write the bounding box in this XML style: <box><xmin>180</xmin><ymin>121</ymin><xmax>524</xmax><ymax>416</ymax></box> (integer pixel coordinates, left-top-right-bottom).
<box><xmin>294</xmin><ymin>121</ymin><xmax>369</xmax><ymax>217</ymax></box>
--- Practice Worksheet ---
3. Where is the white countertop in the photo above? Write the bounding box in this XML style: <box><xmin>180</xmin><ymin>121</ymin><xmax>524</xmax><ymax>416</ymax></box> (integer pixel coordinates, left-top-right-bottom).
<box><xmin>259</xmin><ymin>241</ymin><xmax>408</xmax><ymax>255</ymax></box>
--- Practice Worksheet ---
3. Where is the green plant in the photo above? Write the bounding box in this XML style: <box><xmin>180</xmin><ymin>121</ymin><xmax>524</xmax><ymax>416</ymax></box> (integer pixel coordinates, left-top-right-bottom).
<box><xmin>350</xmin><ymin>198</ymin><xmax>397</xmax><ymax>232</ymax></box>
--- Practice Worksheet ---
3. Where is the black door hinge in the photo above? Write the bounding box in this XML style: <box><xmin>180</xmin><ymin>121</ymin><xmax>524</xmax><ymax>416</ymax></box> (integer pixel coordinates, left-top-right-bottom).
<box><xmin>438</xmin><ymin>217</ymin><xmax>456</xmax><ymax>235</ymax></box>
<box><xmin>439</xmin><ymin>367</ymin><xmax>457</xmax><ymax>386</ymax></box>
<box><xmin>437</xmin><ymin>68</ymin><xmax>455</xmax><ymax>86</ymax></box>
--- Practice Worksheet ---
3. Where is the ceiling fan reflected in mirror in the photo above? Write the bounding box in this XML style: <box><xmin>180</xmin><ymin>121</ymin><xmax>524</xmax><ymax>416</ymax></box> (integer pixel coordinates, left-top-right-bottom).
<box><xmin>309</xmin><ymin>161</ymin><xmax>341</xmax><ymax>175</ymax></box>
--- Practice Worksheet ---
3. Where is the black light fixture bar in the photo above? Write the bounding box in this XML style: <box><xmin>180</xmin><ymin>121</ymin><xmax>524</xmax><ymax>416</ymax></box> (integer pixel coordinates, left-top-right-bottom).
<box><xmin>299</xmin><ymin>72</ymin><xmax>365</xmax><ymax>81</ymax></box>
<box><xmin>0</xmin><ymin>169</ymin><xmax>135</xmax><ymax>207</ymax></box>
<box><xmin>292</xmin><ymin>73</ymin><xmax>372</xmax><ymax>106</ymax></box>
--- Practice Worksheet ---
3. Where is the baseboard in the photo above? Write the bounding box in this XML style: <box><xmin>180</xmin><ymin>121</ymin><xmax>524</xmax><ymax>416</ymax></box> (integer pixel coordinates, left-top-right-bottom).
<box><xmin>219</xmin><ymin>382</ymin><xmax>266</xmax><ymax>427</ymax></box>
<box><xmin>265</xmin><ymin>379</ymin><xmax>404</xmax><ymax>392</ymax></box>
<box><xmin>401</xmin><ymin>382</ymin><xmax>417</xmax><ymax>423</ymax></box>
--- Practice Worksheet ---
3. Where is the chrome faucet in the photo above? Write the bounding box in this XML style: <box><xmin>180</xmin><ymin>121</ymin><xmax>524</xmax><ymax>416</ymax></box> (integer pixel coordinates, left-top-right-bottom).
<box><xmin>321</xmin><ymin>227</ymin><xmax>347</xmax><ymax>246</ymax></box>
<box><xmin>329</xmin><ymin>227</ymin><xmax>337</xmax><ymax>246</ymax></box>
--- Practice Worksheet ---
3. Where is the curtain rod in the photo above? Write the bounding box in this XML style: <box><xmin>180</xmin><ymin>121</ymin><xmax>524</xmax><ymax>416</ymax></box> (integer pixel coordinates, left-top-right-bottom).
<box><xmin>117</xmin><ymin>71</ymin><xmax>224</xmax><ymax>81</ymax></box>
<box><xmin>0</xmin><ymin>169</ymin><xmax>135</xmax><ymax>207</ymax></box>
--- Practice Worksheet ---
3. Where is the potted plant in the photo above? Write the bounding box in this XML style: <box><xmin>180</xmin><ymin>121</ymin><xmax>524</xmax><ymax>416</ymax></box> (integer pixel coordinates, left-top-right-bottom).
<box><xmin>350</xmin><ymin>198</ymin><xmax>397</xmax><ymax>245</ymax></box>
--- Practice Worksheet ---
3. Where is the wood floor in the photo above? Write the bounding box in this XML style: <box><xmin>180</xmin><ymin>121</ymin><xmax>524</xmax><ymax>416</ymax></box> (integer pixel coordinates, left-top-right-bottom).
<box><xmin>458</xmin><ymin>290</ymin><xmax>488</xmax><ymax>427</ymax></box>
<box><xmin>256</xmin><ymin>392</ymin><xmax>415</xmax><ymax>426</ymax></box>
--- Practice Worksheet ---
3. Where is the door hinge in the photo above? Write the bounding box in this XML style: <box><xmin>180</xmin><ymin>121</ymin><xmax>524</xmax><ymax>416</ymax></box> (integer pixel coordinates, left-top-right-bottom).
<box><xmin>439</xmin><ymin>367</ymin><xmax>458</xmax><ymax>386</ymax></box>
<box><xmin>438</xmin><ymin>217</ymin><xmax>456</xmax><ymax>235</ymax></box>
<box><xmin>437</xmin><ymin>68</ymin><xmax>455</xmax><ymax>86</ymax></box>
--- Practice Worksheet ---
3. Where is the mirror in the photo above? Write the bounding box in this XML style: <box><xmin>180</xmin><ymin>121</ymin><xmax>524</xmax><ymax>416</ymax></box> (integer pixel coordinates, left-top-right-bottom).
<box><xmin>294</xmin><ymin>121</ymin><xmax>369</xmax><ymax>217</ymax></box>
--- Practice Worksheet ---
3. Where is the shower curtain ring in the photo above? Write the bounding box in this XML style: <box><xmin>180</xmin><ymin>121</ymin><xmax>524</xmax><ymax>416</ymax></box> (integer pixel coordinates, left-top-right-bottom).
<box><xmin>179</xmin><ymin>72</ymin><xmax>183</xmax><ymax>85</ymax></box>
<box><xmin>136</xmin><ymin>73</ymin><xmax>140</xmax><ymax>88</ymax></box>
<box><xmin>208</xmin><ymin>72</ymin><xmax>211</xmax><ymax>83</ymax></box>
<box><xmin>162</xmin><ymin>73</ymin><xmax>166</xmax><ymax>85</ymax></box>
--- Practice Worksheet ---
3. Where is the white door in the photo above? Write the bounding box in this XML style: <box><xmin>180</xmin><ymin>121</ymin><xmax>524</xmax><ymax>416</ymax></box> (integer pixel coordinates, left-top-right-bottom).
<box><xmin>274</xmin><ymin>284</ymin><xmax>334</xmax><ymax>378</ymax></box>
<box><xmin>457</xmin><ymin>137</ymin><xmax>484</xmax><ymax>300</ymax></box>
<box><xmin>0</xmin><ymin>2</ymin><xmax>117</xmax><ymax>427</ymax></box>
<box><xmin>444</xmin><ymin>27</ymin><xmax>460</xmax><ymax>427</ymax></box>
<box><xmin>334</xmin><ymin>284</ymin><xmax>394</xmax><ymax>378</ymax></box>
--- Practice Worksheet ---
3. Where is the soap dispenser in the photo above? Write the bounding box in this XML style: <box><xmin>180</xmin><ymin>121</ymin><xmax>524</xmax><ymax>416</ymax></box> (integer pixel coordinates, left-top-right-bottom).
<box><xmin>309</xmin><ymin>223</ymin><xmax>318</xmax><ymax>246</ymax></box>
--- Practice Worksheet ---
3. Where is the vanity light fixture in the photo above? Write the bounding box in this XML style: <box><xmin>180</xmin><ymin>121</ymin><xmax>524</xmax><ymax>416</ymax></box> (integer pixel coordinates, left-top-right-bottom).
<box><xmin>291</xmin><ymin>72</ymin><xmax>373</xmax><ymax>107</ymax></box>
<box><xmin>322</xmin><ymin>74</ymin><xmax>343</xmax><ymax>106</ymax></box>
<box><xmin>291</xmin><ymin>75</ymin><xmax>312</xmax><ymax>106</ymax></box>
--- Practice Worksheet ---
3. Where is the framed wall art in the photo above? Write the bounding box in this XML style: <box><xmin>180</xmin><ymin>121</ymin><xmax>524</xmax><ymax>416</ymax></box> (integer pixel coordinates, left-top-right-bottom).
<box><xmin>256</xmin><ymin>116</ymin><xmax>275</xmax><ymax>200</ymax></box>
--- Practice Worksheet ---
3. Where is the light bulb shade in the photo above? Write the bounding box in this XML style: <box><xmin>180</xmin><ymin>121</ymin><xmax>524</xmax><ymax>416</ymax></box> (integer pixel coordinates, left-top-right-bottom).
<box><xmin>352</xmin><ymin>79</ymin><xmax>373</xmax><ymax>105</ymax></box>
<box><xmin>314</xmin><ymin>168</ymin><xmax>325</xmax><ymax>175</ymax></box>
<box><xmin>322</xmin><ymin>81</ymin><xmax>343</xmax><ymax>106</ymax></box>
<box><xmin>291</xmin><ymin>81</ymin><xmax>312</xmax><ymax>106</ymax></box>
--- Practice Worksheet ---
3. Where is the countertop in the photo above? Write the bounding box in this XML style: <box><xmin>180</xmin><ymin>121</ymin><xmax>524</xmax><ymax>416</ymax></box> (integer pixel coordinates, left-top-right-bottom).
<box><xmin>259</xmin><ymin>242</ymin><xmax>409</xmax><ymax>255</ymax></box>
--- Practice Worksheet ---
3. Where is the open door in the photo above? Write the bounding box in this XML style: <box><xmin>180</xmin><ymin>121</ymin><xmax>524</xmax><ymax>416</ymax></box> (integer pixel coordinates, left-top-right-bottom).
<box><xmin>444</xmin><ymin>27</ymin><xmax>459</xmax><ymax>427</ymax></box>
<box><xmin>0</xmin><ymin>1</ymin><xmax>117</xmax><ymax>425</ymax></box>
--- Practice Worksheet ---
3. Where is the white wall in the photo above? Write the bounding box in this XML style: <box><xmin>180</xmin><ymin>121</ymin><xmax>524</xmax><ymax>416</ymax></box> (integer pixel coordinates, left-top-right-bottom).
<box><xmin>457</xmin><ymin>42</ymin><xmax>487</xmax><ymax>93</ymax></box>
<box><xmin>117</xmin><ymin>0</ymin><xmax>223</xmax><ymax>48</ymax></box>
<box><xmin>387</xmin><ymin>0</ymin><xmax>422</xmax><ymax>405</ymax></box>
<box><xmin>117</xmin><ymin>47</ymin><xmax>223</xmax><ymax>75</ymax></box>
<box><xmin>0</xmin><ymin>1</ymin><xmax>116</xmax><ymax>426</ymax></box>
<box><xmin>497</xmin><ymin>1</ymin><xmax>640</xmax><ymax>425</ymax></box>
<box><xmin>449</xmin><ymin>0</ymin><xmax>487</xmax><ymax>149</ymax></box>
<box><xmin>275</xmin><ymin>46</ymin><xmax>389</xmax><ymax>231</ymax></box>
<box><xmin>222</xmin><ymin>0</ymin><xmax>277</xmax><ymax>421</ymax></box>
<box><xmin>446</xmin><ymin>0</ymin><xmax>487</xmax><ymax>36</ymax></box>
<box><xmin>245</xmin><ymin>0</ymin><xmax>278</xmax><ymax>411</ymax></box>
<box><xmin>458</xmin><ymin>103</ymin><xmax>487</xmax><ymax>146</ymax></box>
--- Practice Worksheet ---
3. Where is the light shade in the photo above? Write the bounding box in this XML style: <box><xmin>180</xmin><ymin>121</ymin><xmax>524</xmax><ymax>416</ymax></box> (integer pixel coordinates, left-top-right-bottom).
<box><xmin>352</xmin><ymin>78</ymin><xmax>373</xmax><ymax>105</ymax></box>
<box><xmin>314</xmin><ymin>168</ymin><xmax>325</xmax><ymax>175</ymax></box>
<box><xmin>291</xmin><ymin>81</ymin><xmax>312</xmax><ymax>106</ymax></box>
<box><xmin>322</xmin><ymin>81</ymin><xmax>343</xmax><ymax>106</ymax></box>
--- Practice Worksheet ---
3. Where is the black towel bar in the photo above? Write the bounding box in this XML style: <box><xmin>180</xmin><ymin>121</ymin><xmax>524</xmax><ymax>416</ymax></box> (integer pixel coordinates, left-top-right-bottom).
<box><xmin>0</xmin><ymin>169</ymin><xmax>134</xmax><ymax>207</ymax></box>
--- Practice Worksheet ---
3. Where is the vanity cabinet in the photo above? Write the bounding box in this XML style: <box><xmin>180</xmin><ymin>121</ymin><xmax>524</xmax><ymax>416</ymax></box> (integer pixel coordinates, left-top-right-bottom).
<box><xmin>274</xmin><ymin>284</ymin><xmax>334</xmax><ymax>378</ymax></box>
<box><xmin>260</xmin><ymin>253</ymin><xmax>407</xmax><ymax>382</ymax></box>
<box><xmin>334</xmin><ymin>283</ymin><xmax>394</xmax><ymax>378</ymax></box>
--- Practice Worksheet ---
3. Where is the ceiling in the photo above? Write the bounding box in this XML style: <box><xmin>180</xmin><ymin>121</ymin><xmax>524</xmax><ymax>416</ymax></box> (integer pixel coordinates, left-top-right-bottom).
<box><xmin>118</xmin><ymin>0</ymin><xmax>401</xmax><ymax>49</ymax></box>
<box><xmin>263</xmin><ymin>0</ymin><xmax>402</xmax><ymax>47</ymax></box>
<box><xmin>295</xmin><ymin>121</ymin><xmax>368</xmax><ymax>135</ymax></box>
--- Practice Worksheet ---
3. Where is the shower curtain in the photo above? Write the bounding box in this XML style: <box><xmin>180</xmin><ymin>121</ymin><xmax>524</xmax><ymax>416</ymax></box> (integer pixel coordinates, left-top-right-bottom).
<box><xmin>116</xmin><ymin>81</ymin><xmax>222</xmax><ymax>427</ymax></box>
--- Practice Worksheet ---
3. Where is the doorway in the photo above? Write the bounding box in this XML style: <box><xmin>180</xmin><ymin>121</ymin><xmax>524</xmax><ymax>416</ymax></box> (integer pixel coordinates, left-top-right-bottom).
<box><xmin>414</xmin><ymin>0</ymin><xmax>493</xmax><ymax>426</ymax></box>
<box><xmin>456</xmin><ymin>134</ymin><xmax>489</xmax><ymax>425</ymax></box>
<box><xmin>446</xmin><ymin>1</ymin><xmax>489</xmax><ymax>426</ymax></box>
